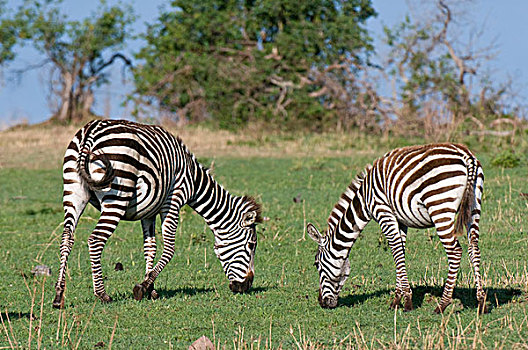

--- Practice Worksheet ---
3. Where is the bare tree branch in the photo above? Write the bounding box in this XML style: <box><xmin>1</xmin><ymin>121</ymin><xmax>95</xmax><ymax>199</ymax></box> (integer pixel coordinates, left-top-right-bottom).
<box><xmin>437</xmin><ymin>1</ymin><xmax>476</xmax><ymax>85</ymax></box>
<box><xmin>90</xmin><ymin>53</ymin><xmax>132</xmax><ymax>76</ymax></box>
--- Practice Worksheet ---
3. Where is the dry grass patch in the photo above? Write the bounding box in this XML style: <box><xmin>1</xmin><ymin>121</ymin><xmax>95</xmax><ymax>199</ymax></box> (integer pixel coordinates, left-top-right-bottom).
<box><xmin>0</xmin><ymin>124</ymin><xmax>79</xmax><ymax>169</ymax></box>
<box><xmin>0</xmin><ymin>121</ymin><xmax>382</xmax><ymax>169</ymax></box>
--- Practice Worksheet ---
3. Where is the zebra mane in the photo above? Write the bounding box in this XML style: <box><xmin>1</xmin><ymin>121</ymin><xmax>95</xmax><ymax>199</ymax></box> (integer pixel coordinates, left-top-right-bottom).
<box><xmin>326</xmin><ymin>164</ymin><xmax>371</xmax><ymax>234</ymax></box>
<box><xmin>241</xmin><ymin>196</ymin><xmax>263</xmax><ymax>223</ymax></box>
<box><xmin>174</xmin><ymin>136</ymin><xmax>218</xmax><ymax>178</ymax></box>
<box><xmin>175</xmin><ymin>136</ymin><xmax>194</xmax><ymax>159</ymax></box>
<box><xmin>349</xmin><ymin>165</ymin><xmax>371</xmax><ymax>191</ymax></box>
<box><xmin>176</xmin><ymin>135</ymin><xmax>263</xmax><ymax>225</ymax></box>
<box><xmin>174</xmin><ymin>136</ymin><xmax>206</xmax><ymax>174</ymax></box>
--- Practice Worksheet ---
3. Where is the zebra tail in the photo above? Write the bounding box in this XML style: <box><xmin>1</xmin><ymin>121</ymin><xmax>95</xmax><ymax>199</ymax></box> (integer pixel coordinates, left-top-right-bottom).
<box><xmin>78</xmin><ymin>150</ymin><xmax>115</xmax><ymax>191</ymax></box>
<box><xmin>454</xmin><ymin>159</ymin><xmax>477</xmax><ymax>235</ymax></box>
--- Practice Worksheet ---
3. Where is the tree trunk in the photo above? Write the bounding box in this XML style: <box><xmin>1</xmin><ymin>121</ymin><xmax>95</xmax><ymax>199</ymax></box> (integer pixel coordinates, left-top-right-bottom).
<box><xmin>56</xmin><ymin>71</ymin><xmax>74</xmax><ymax>122</ymax></box>
<box><xmin>81</xmin><ymin>88</ymin><xmax>94</xmax><ymax>120</ymax></box>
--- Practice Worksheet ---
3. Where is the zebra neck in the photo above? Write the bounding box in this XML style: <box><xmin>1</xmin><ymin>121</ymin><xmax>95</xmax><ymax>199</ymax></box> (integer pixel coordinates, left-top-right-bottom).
<box><xmin>188</xmin><ymin>164</ymin><xmax>235</xmax><ymax>231</ymax></box>
<box><xmin>327</xmin><ymin>185</ymin><xmax>369</xmax><ymax>250</ymax></box>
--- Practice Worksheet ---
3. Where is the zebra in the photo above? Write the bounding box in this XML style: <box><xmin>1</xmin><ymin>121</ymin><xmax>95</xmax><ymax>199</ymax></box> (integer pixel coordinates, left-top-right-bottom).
<box><xmin>307</xmin><ymin>143</ymin><xmax>486</xmax><ymax>314</ymax></box>
<box><xmin>53</xmin><ymin>119</ymin><xmax>261</xmax><ymax>308</ymax></box>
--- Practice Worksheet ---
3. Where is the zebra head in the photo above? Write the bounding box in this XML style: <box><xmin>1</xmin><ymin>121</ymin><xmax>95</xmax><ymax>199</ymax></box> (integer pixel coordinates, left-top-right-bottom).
<box><xmin>214</xmin><ymin>197</ymin><xmax>261</xmax><ymax>294</ymax></box>
<box><xmin>307</xmin><ymin>223</ymin><xmax>351</xmax><ymax>309</ymax></box>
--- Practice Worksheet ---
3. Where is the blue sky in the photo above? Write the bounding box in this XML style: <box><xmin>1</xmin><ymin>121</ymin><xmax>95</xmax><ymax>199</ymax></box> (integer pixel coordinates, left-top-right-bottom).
<box><xmin>0</xmin><ymin>0</ymin><xmax>526</xmax><ymax>127</ymax></box>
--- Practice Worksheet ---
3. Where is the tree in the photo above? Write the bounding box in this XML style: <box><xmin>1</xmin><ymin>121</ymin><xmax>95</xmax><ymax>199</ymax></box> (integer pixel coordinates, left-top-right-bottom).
<box><xmin>380</xmin><ymin>0</ymin><xmax>515</xmax><ymax>139</ymax></box>
<box><xmin>0</xmin><ymin>0</ymin><xmax>134</xmax><ymax>122</ymax></box>
<box><xmin>0</xmin><ymin>1</ymin><xmax>18</xmax><ymax>65</ymax></box>
<box><xmin>0</xmin><ymin>0</ymin><xmax>30</xmax><ymax>83</ymax></box>
<box><xmin>132</xmin><ymin>0</ymin><xmax>376</xmax><ymax>129</ymax></box>
<box><xmin>299</xmin><ymin>0</ymin><xmax>525</xmax><ymax>138</ymax></box>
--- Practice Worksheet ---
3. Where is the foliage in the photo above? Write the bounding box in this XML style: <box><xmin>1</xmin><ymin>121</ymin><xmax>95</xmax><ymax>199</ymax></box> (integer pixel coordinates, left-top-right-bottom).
<box><xmin>491</xmin><ymin>149</ymin><xmax>521</xmax><ymax>168</ymax></box>
<box><xmin>384</xmin><ymin>15</ymin><xmax>462</xmax><ymax>110</ymax></box>
<box><xmin>1</xmin><ymin>136</ymin><xmax>528</xmax><ymax>347</ymax></box>
<box><xmin>132</xmin><ymin>0</ymin><xmax>525</xmax><ymax>136</ymax></box>
<box><xmin>0</xmin><ymin>0</ymin><xmax>21</xmax><ymax>64</ymax></box>
<box><xmin>380</xmin><ymin>0</ymin><xmax>521</xmax><ymax>139</ymax></box>
<box><xmin>132</xmin><ymin>0</ymin><xmax>376</xmax><ymax>130</ymax></box>
<box><xmin>0</xmin><ymin>0</ymin><xmax>134</xmax><ymax>121</ymax></box>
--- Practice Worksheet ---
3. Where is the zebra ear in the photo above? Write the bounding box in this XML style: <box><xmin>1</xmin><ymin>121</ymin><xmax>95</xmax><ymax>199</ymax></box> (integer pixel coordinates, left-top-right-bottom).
<box><xmin>241</xmin><ymin>211</ymin><xmax>257</xmax><ymax>227</ymax></box>
<box><xmin>307</xmin><ymin>223</ymin><xmax>322</xmax><ymax>243</ymax></box>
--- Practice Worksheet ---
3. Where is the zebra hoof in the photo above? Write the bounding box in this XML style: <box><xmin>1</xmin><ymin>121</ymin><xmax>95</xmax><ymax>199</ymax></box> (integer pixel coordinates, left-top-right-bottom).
<box><xmin>403</xmin><ymin>298</ymin><xmax>413</xmax><ymax>312</ymax></box>
<box><xmin>98</xmin><ymin>293</ymin><xmax>113</xmax><ymax>303</ymax></box>
<box><xmin>150</xmin><ymin>289</ymin><xmax>159</xmax><ymax>300</ymax></box>
<box><xmin>52</xmin><ymin>293</ymin><xmax>65</xmax><ymax>309</ymax></box>
<box><xmin>145</xmin><ymin>283</ymin><xmax>158</xmax><ymax>300</ymax></box>
<box><xmin>390</xmin><ymin>295</ymin><xmax>402</xmax><ymax>309</ymax></box>
<box><xmin>133</xmin><ymin>283</ymin><xmax>147</xmax><ymax>301</ymax></box>
<box><xmin>434</xmin><ymin>303</ymin><xmax>448</xmax><ymax>314</ymax></box>
<box><xmin>478</xmin><ymin>301</ymin><xmax>488</xmax><ymax>314</ymax></box>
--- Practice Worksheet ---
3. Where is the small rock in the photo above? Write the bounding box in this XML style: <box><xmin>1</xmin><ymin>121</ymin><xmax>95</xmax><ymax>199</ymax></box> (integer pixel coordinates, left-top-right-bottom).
<box><xmin>31</xmin><ymin>265</ymin><xmax>52</xmax><ymax>277</ymax></box>
<box><xmin>114</xmin><ymin>262</ymin><xmax>123</xmax><ymax>271</ymax></box>
<box><xmin>189</xmin><ymin>335</ymin><xmax>214</xmax><ymax>350</ymax></box>
<box><xmin>293</xmin><ymin>194</ymin><xmax>302</xmax><ymax>203</ymax></box>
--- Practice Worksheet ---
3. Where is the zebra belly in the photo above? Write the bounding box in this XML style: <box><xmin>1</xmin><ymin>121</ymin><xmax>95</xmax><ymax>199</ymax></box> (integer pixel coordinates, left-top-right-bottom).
<box><xmin>393</xmin><ymin>183</ymin><xmax>466</xmax><ymax>229</ymax></box>
<box><xmin>124</xmin><ymin>176</ymin><xmax>168</xmax><ymax>221</ymax></box>
<box><xmin>90</xmin><ymin>173</ymin><xmax>167</xmax><ymax>221</ymax></box>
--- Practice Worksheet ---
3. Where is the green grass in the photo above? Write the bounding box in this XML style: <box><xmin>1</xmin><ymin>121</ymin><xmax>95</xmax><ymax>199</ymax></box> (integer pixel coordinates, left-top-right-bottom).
<box><xmin>1</xmin><ymin>153</ymin><xmax>528</xmax><ymax>349</ymax></box>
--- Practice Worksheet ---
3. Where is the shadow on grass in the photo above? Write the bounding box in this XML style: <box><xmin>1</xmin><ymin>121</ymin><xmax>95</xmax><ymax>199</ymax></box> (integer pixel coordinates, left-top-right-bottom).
<box><xmin>156</xmin><ymin>287</ymin><xmax>215</xmax><ymax>298</ymax></box>
<box><xmin>0</xmin><ymin>311</ymin><xmax>34</xmax><ymax>321</ymax></box>
<box><xmin>156</xmin><ymin>285</ymin><xmax>268</xmax><ymax>298</ymax></box>
<box><xmin>412</xmin><ymin>285</ymin><xmax>522</xmax><ymax>312</ymax></box>
<box><xmin>245</xmin><ymin>286</ymin><xmax>270</xmax><ymax>294</ymax></box>
<box><xmin>104</xmin><ymin>284</ymin><xmax>272</xmax><ymax>303</ymax></box>
<box><xmin>156</xmin><ymin>285</ymin><xmax>270</xmax><ymax>299</ymax></box>
<box><xmin>339</xmin><ymin>288</ymin><xmax>392</xmax><ymax>308</ymax></box>
<box><xmin>338</xmin><ymin>285</ymin><xmax>522</xmax><ymax>312</ymax></box>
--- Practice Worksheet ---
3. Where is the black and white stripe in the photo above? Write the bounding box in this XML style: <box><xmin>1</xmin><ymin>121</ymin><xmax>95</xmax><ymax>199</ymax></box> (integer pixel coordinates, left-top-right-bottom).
<box><xmin>53</xmin><ymin>120</ymin><xmax>261</xmax><ymax>308</ymax></box>
<box><xmin>308</xmin><ymin>143</ymin><xmax>486</xmax><ymax>313</ymax></box>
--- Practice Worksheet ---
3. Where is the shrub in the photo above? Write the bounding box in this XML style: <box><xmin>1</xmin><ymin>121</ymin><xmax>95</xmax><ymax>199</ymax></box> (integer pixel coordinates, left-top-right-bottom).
<box><xmin>491</xmin><ymin>149</ymin><xmax>521</xmax><ymax>168</ymax></box>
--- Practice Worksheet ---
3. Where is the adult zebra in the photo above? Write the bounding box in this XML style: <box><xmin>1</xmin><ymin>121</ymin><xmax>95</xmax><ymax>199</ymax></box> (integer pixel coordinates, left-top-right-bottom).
<box><xmin>53</xmin><ymin>120</ymin><xmax>261</xmax><ymax>308</ymax></box>
<box><xmin>307</xmin><ymin>143</ymin><xmax>486</xmax><ymax>314</ymax></box>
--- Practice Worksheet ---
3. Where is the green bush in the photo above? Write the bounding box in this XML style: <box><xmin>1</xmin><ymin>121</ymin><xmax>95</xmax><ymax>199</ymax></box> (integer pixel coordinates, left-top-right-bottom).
<box><xmin>491</xmin><ymin>149</ymin><xmax>521</xmax><ymax>168</ymax></box>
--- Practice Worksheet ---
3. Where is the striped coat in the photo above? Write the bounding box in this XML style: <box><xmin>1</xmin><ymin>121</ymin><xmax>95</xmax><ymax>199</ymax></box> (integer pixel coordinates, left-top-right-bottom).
<box><xmin>308</xmin><ymin>143</ymin><xmax>486</xmax><ymax>313</ymax></box>
<box><xmin>53</xmin><ymin>120</ymin><xmax>261</xmax><ymax>308</ymax></box>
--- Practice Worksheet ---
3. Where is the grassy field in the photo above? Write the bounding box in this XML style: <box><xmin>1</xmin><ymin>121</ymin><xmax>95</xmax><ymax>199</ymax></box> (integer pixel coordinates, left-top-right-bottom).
<box><xmin>1</xmin><ymin>124</ymin><xmax>528</xmax><ymax>349</ymax></box>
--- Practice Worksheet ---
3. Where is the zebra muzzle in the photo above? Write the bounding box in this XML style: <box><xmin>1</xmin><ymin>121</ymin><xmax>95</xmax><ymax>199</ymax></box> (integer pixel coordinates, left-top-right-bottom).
<box><xmin>229</xmin><ymin>270</ymin><xmax>254</xmax><ymax>293</ymax></box>
<box><xmin>318</xmin><ymin>290</ymin><xmax>338</xmax><ymax>309</ymax></box>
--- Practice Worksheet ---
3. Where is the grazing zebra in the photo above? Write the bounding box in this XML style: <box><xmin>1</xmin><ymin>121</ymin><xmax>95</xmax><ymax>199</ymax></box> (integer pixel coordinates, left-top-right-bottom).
<box><xmin>53</xmin><ymin>120</ymin><xmax>261</xmax><ymax>308</ymax></box>
<box><xmin>307</xmin><ymin>143</ymin><xmax>486</xmax><ymax>314</ymax></box>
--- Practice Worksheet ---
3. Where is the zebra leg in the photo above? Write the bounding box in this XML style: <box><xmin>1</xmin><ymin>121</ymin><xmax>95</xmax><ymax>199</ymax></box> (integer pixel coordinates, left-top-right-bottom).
<box><xmin>53</xmin><ymin>185</ymin><xmax>90</xmax><ymax>309</ymax></box>
<box><xmin>134</xmin><ymin>205</ymin><xmax>180</xmax><ymax>301</ymax></box>
<box><xmin>88</xmin><ymin>203</ymin><xmax>126</xmax><ymax>303</ymax></box>
<box><xmin>468</xmin><ymin>173</ymin><xmax>487</xmax><ymax>314</ymax></box>
<box><xmin>432</xmin><ymin>213</ymin><xmax>462</xmax><ymax>314</ymax></box>
<box><xmin>141</xmin><ymin>218</ymin><xmax>158</xmax><ymax>300</ymax></box>
<box><xmin>380</xmin><ymin>218</ymin><xmax>413</xmax><ymax>312</ymax></box>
